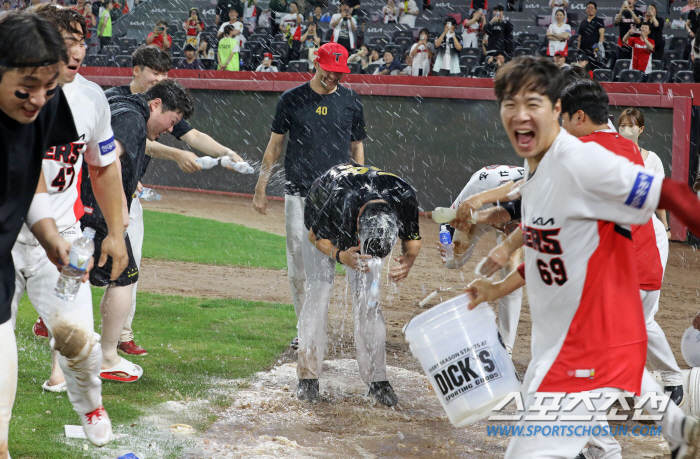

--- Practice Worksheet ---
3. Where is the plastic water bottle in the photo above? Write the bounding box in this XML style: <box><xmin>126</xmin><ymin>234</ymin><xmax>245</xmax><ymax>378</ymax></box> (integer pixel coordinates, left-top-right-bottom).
<box><xmin>54</xmin><ymin>227</ymin><xmax>96</xmax><ymax>301</ymax></box>
<box><xmin>139</xmin><ymin>187</ymin><xmax>161</xmax><ymax>201</ymax></box>
<box><xmin>220</xmin><ymin>156</ymin><xmax>255</xmax><ymax>174</ymax></box>
<box><xmin>439</xmin><ymin>224</ymin><xmax>454</xmax><ymax>261</ymax></box>
<box><xmin>196</xmin><ymin>156</ymin><xmax>219</xmax><ymax>169</ymax></box>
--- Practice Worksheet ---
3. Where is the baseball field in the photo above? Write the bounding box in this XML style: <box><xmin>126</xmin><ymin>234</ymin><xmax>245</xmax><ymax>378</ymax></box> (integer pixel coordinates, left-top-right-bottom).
<box><xmin>10</xmin><ymin>188</ymin><xmax>700</xmax><ymax>458</ymax></box>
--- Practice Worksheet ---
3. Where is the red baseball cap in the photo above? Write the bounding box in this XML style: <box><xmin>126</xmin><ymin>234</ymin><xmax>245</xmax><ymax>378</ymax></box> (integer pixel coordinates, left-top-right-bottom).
<box><xmin>263</xmin><ymin>52</ymin><xmax>274</xmax><ymax>59</ymax></box>
<box><xmin>314</xmin><ymin>42</ymin><xmax>350</xmax><ymax>73</ymax></box>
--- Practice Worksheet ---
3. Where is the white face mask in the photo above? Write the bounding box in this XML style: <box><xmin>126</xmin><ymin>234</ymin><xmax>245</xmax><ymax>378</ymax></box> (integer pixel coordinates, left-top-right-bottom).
<box><xmin>619</xmin><ymin>125</ymin><xmax>641</xmax><ymax>141</ymax></box>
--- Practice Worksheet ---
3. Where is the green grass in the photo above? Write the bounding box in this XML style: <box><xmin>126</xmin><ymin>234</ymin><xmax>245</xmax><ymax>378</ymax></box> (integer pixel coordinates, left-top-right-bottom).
<box><xmin>10</xmin><ymin>289</ymin><xmax>296</xmax><ymax>459</ymax></box>
<box><xmin>142</xmin><ymin>210</ymin><xmax>288</xmax><ymax>270</ymax></box>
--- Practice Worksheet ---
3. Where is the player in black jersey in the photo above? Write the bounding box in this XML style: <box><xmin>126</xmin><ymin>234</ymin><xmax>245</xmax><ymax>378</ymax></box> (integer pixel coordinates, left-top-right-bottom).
<box><xmin>253</xmin><ymin>43</ymin><xmax>366</xmax><ymax>350</ymax></box>
<box><xmin>297</xmin><ymin>163</ymin><xmax>421</xmax><ymax>406</ymax></box>
<box><xmin>81</xmin><ymin>79</ymin><xmax>194</xmax><ymax>383</ymax></box>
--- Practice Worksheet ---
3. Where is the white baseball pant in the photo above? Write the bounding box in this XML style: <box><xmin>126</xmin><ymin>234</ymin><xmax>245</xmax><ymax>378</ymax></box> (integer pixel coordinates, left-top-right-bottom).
<box><xmin>285</xmin><ymin>195</ymin><xmax>306</xmax><ymax>318</ymax></box>
<box><xmin>121</xmin><ymin>196</ymin><xmax>144</xmax><ymax>343</ymax></box>
<box><xmin>297</xmin><ymin>235</ymin><xmax>387</xmax><ymax>384</ymax></box>
<box><xmin>0</xmin><ymin>319</ymin><xmax>17</xmax><ymax>459</ymax></box>
<box><xmin>10</xmin><ymin>223</ymin><xmax>103</xmax><ymax>416</ymax></box>
<box><xmin>505</xmin><ymin>369</ymin><xmax>687</xmax><ymax>459</ymax></box>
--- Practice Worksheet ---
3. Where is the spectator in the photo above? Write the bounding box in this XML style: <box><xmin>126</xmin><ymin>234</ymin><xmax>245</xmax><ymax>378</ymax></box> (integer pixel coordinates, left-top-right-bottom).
<box><xmin>256</xmin><ymin>52</ymin><xmax>279</xmax><ymax>71</ymax></box>
<box><xmin>681</xmin><ymin>0</ymin><xmax>696</xmax><ymax>21</ymax></box>
<box><xmin>462</xmin><ymin>9</ymin><xmax>485</xmax><ymax>48</ymax></box>
<box><xmin>183</xmin><ymin>8</ymin><xmax>204</xmax><ymax>46</ymax></box>
<box><xmin>574</xmin><ymin>50</ymin><xmax>593</xmax><ymax>77</ymax></box>
<box><xmin>624</xmin><ymin>21</ymin><xmax>654</xmax><ymax>73</ymax></box>
<box><xmin>485</xmin><ymin>50</ymin><xmax>505</xmax><ymax>76</ymax></box>
<box><xmin>546</xmin><ymin>9</ymin><xmax>571</xmax><ymax>57</ymax></box>
<box><xmin>692</xmin><ymin>35</ymin><xmax>700</xmax><ymax>81</ymax></box>
<box><xmin>614</xmin><ymin>0</ymin><xmax>642</xmax><ymax>60</ymax></box>
<box><xmin>348</xmin><ymin>45</ymin><xmax>370</xmax><ymax>69</ymax></box>
<box><xmin>374</xmin><ymin>50</ymin><xmax>402</xmax><ymax>74</ymax></box>
<box><xmin>0</xmin><ymin>0</ymin><xmax>10</xmax><ymax>17</ymax></box>
<box><xmin>97</xmin><ymin>0</ymin><xmax>113</xmax><ymax>51</ymax></box>
<box><xmin>398</xmin><ymin>0</ymin><xmax>418</xmax><ymax>28</ymax></box>
<box><xmin>268</xmin><ymin>0</ymin><xmax>288</xmax><ymax>36</ymax></box>
<box><xmin>218</xmin><ymin>24</ymin><xmax>241</xmax><ymax>70</ymax></box>
<box><xmin>280</xmin><ymin>2</ymin><xmax>304</xmax><ymax>61</ymax></box>
<box><xmin>550</xmin><ymin>0</ymin><xmax>567</xmax><ymax>22</ymax></box>
<box><xmin>217</xmin><ymin>8</ymin><xmax>243</xmax><ymax>39</ymax></box>
<box><xmin>410</xmin><ymin>28</ymin><xmax>434</xmax><ymax>76</ymax></box>
<box><xmin>383</xmin><ymin>0</ymin><xmax>398</xmax><ymax>23</ymax></box>
<box><xmin>110</xmin><ymin>0</ymin><xmax>122</xmax><ymax>21</ymax></box>
<box><xmin>216</xmin><ymin>0</ymin><xmax>244</xmax><ymax>26</ymax></box>
<box><xmin>309</xmin><ymin>6</ymin><xmax>329</xmax><ymax>22</ymax></box>
<box><xmin>242</xmin><ymin>0</ymin><xmax>258</xmax><ymax>23</ymax></box>
<box><xmin>433</xmin><ymin>17</ymin><xmax>462</xmax><ymax>76</ymax></box>
<box><xmin>688</xmin><ymin>0</ymin><xmax>700</xmax><ymax>39</ymax></box>
<box><xmin>399</xmin><ymin>54</ymin><xmax>412</xmax><ymax>74</ymax></box>
<box><xmin>369</xmin><ymin>48</ymin><xmax>384</xmax><ymax>65</ymax></box>
<box><xmin>330</xmin><ymin>2</ymin><xmax>357</xmax><ymax>53</ymax></box>
<box><xmin>146</xmin><ymin>20</ymin><xmax>172</xmax><ymax>51</ymax></box>
<box><xmin>482</xmin><ymin>4</ymin><xmax>513</xmax><ymax>57</ymax></box>
<box><xmin>301</xmin><ymin>21</ymin><xmax>321</xmax><ymax>60</ymax></box>
<box><xmin>82</xmin><ymin>1</ymin><xmax>96</xmax><ymax>38</ymax></box>
<box><xmin>346</xmin><ymin>0</ymin><xmax>361</xmax><ymax>14</ymax></box>
<box><xmin>178</xmin><ymin>43</ymin><xmax>205</xmax><ymax>69</ymax></box>
<box><xmin>553</xmin><ymin>50</ymin><xmax>570</xmax><ymax>68</ymax></box>
<box><xmin>577</xmin><ymin>1</ymin><xmax>605</xmax><ymax>69</ymax></box>
<box><xmin>197</xmin><ymin>36</ymin><xmax>216</xmax><ymax>59</ymax></box>
<box><xmin>471</xmin><ymin>0</ymin><xmax>486</xmax><ymax>10</ymax></box>
<box><xmin>645</xmin><ymin>4</ymin><xmax>664</xmax><ymax>61</ymax></box>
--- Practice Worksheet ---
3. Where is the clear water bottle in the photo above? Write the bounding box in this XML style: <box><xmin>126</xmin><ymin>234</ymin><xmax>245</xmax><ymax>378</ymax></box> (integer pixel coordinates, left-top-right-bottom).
<box><xmin>54</xmin><ymin>227</ymin><xmax>96</xmax><ymax>301</ymax></box>
<box><xmin>439</xmin><ymin>224</ymin><xmax>454</xmax><ymax>261</ymax></box>
<box><xmin>196</xmin><ymin>156</ymin><xmax>219</xmax><ymax>169</ymax></box>
<box><xmin>139</xmin><ymin>187</ymin><xmax>161</xmax><ymax>201</ymax></box>
<box><xmin>220</xmin><ymin>156</ymin><xmax>255</xmax><ymax>174</ymax></box>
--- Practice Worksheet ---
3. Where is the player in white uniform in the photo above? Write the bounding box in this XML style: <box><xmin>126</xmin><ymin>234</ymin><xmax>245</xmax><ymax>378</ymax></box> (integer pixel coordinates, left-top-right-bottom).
<box><xmin>442</xmin><ymin>165</ymin><xmax>524</xmax><ymax>354</ymax></box>
<box><xmin>466</xmin><ymin>56</ymin><xmax>700</xmax><ymax>459</ymax></box>
<box><xmin>10</xmin><ymin>6</ymin><xmax>128</xmax><ymax>447</ymax></box>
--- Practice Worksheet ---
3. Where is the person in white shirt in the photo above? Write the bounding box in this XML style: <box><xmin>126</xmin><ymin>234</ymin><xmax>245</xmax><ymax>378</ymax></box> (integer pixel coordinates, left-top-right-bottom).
<box><xmin>255</xmin><ymin>52</ymin><xmax>279</xmax><ymax>71</ymax></box>
<box><xmin>433</xmin><ymin>18</ymin><xmax>462</xmax><ymax>76</ymax></box>
<box><xmin>330</xmin><ymin>3</ymin><xmax>357</xmax><ymax>53</ymax></box>
<box><xmin>382</xmin><ymin>0</ymin><xmax>398</xmax><ymax>23</ymax></box>
<box><xmin>550</xmin><ymin>0</ymin><xmax>567</xmax><ymax>22</ymax></box>
<box><xmin>546</xmin><ymin>9</ymin><xmax>571</xmax><ymax>57</ymax></box>
<box><xmin>217</xmin><ymin>8</ymin><xmax>244</xmax><ymax>39</ymax></box>
<box><xmin>462</xmin><ymin>9</ymin><xmax>485</xmax><ymax>48</ymax></box>
<box><xmin>398</xmin><ymin>0</ymin><xmax>418</xmax><ymax>27</ymax></box>
<box><xmin>280</xmin><ymin>2</ymin><xmax>304</xmax><ymax>60</ymax></box>
<box><xmin>409</xmin><ymin>28</ymin><xmax>434</xmax><ymax>76</ymax></box>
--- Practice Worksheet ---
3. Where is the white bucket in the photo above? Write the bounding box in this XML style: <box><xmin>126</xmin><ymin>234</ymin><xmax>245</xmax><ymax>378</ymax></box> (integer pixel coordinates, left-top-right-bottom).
<box><xmin>650</xmin><ymin>368</ymin><xmax>700</xmax><ymax>417</ymax></box>
<box><xmin>681</xmin><ymin>327</ymin><xmax>700</xmax><ymax>367</ymax></box>
<box><xmin>404</xmin><ymin>295</ymin><xmax>521</xmax><ymax>427</ymax></box>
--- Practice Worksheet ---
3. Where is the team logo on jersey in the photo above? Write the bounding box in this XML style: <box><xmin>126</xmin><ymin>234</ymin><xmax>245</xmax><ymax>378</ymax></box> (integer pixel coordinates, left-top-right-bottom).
<box><xmin>99</xmin><ymin>136</ymin><xmax>116</xmax><ymax>156</ymax></box>
<box><xmin>522</xmin><ymin>225</ymin><xmax>563</xmax><ymax>255</ymax></box>
<box><xmin>624</xmin><ymin>172</ymin><xmax>654</xmax><ymax>209</ymax></box>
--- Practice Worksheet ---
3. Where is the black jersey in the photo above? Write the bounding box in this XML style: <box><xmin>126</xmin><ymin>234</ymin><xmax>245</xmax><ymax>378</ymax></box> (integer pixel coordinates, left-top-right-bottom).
<box><xmin>81</xmin><ymin>93</ymin><xmax>149</xmax><ymax>225</ymax></box>
<box><xmin>578</xmin><ymin>16</ymin><xmax>605</xmax><ymax>51</ymax></box>
<box><xmin>0</xmin><ymin>88</ymin><xmax>78</xmax><ymax>324</ymax></box>
<box><xmin>271</xmin><ymin>82</ymin><xmax>367</xmax><ymax>197</ymax></box>
<box><xmin>105</xmin><ymin>84</ymin><xmax>194</xmax><ymax>179</ymax></box>
<box><xmin>304</xmin><ymin>163</ymin><xmax>421</xmax><ymax>252</ymax></box>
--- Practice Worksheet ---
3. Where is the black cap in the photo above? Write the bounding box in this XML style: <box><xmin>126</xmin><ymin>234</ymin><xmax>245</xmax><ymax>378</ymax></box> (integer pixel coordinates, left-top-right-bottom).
<box><xmin>576</xmin><ymin>51</ymin><xmax>589</xmax><ymax>61</ymax></box>
<box><xmin>183</xmin><ymin>43</ymin><xmax>196</xmax><ymax>52</ymax></box>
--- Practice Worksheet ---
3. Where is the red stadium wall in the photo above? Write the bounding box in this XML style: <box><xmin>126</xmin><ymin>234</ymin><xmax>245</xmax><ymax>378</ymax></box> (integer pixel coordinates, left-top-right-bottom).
<box><xmin>80</xmin><ymin>68</ymin><xmax>700</xmax><ymax>241</ymax></box>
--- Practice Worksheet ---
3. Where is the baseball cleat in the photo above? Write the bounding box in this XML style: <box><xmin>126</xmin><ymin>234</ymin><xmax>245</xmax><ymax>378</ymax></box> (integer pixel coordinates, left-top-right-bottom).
<box><xmin>81</xmin><ymin>405</ymin><xmax>112</xmax><ymax>447</ymax></box>
<box><xmin>290</xmin><ymin>337</ymin><xmax>299</xmax><ymax>350</ymax></box>
<box><xmin>671</xmin><ymin>415</ymin><xmax>700</xmax><ymax>459</ymax></box>
<box><xmin>33</xmin><ymin>317</ymin><xmax>48</xmax><ymax>338</ymax></box>
<box><xmin>666</xmin><ymin>385</ymin><xmax>685</xmax><ymax>407</ymax></box>
<box><xmin>41</xmin><ymin>380</ymin><xmax>67</xmax><ymax>393</ymax></box>
<box><xmin>369</xmin><ymin>381</ymin><xmax>398</xmax><ymax>407</ymax></box>
<box><xmin>297</xmin><ymin>379</ymin><xmax>319</xmax><ymax>403</ymax></box>
<box><xmin>118</xmin><ymin>340</ymin><xmax>148</xmax><ymax>356</ymax></box>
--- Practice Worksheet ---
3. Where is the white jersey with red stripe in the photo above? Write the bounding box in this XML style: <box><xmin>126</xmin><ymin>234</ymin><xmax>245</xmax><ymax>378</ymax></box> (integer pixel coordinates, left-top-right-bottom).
<box><xmin>16</xmin><ymin>73</ymin><xmax>116</xmax><ymax>245</ymax></box>
<box><xmin>518</xmin><ymin>128</ymin><xmax>663</xmax><ymax>397</ymax></box>
<box><xmin>451</xmin><ymin>165</ymin><xmax>524</xmax><ymax>209</ymax></box>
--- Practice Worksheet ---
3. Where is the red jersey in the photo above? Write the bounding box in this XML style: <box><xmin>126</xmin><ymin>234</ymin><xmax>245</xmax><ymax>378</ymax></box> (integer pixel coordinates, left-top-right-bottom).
<box><xmin>185</xmin><ymin>19</ymin><xmax>203</xmax><ymax>36</ymax></box>
<box><xmin>147</xmin><ymin>32</ymin><xmax>172</xmax><ymax>49</ymax></box>
<box><xmin>580</xmin><ymin>130</ymin><xmax>663</xmax><ymax>291</ymax></box>
<box><xmin>628</xmin><ymin>36</ymin><xmax>654</xmax><ymax>73</ymax></box>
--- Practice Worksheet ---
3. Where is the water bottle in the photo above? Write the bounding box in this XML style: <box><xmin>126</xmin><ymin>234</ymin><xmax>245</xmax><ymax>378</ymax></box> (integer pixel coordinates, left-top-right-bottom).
<box><xmin>220</xmin><ymin>156</ymin><xmax>255</xmax><ymax>174</ymax></box>
<box><xmin>54</xmin><ymin>227</ymin><xmax>96</xmax><ymax>301</ymax></box>
<box><xmin>139</xmin><ymin>187</ymin><xmax>161</xmax><ymax>201</ymax></box>
<box><xmin>431</xmin><ymin>206</ymin><xmax>457</xmax><ymax>224</ymax></box>
<box><xmin>196</xmin><ymin>156</ymin><xmax>219</xmax><ymax>169</ymax></box>
<box><xmin>439</xmin><ymin>224</ymin><xmax>454</xmax><ymax>261</ymax></box>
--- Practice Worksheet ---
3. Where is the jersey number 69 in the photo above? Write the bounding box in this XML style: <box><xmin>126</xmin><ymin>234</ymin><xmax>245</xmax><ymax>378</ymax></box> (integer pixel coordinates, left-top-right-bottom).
<box><xmin>536</xmin><ymin>257</ymin><xmax>568</xmax><ymax>286</ymax></box>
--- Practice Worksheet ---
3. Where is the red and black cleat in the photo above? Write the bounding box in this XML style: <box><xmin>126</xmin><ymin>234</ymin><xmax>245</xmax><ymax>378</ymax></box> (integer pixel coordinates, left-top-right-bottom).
<box><xmin>33</xmin><ymin>317</ymin><xmax>48</xmax><ymax>338</ymax></box>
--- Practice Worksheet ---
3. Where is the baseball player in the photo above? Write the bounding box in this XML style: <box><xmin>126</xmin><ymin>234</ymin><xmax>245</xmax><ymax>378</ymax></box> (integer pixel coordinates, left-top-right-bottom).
<box><xmin>79</xmin><ymin>79</ymin><xmax>194</xmax><ymax>385</ymax></box>
<box><xmin>299</xmin><ymin>163</ymin><xmax>421</xmax><ymax>405</ymax></box>
<box><xmin>0</xmin><ymin>12</ymin><xmax>86</xmax><ymax>459</ymax></box>
<box><xmin>466</xmin><ymin>56</ymin><xmax>700</xmax><ymax>459</ymax></box>
<box><xmin>9</xmin><ymin>5</ymin><xmax>130</xmax><ymax>447</ymax></box>
<box><xmin>439</xmin><ymin>165</ymin><xmax>524</xmax><ymax>355</ymax></box>
<box><xmin>253</xmin><ymin>42</ymin><xmax>366</xmax><ymax>349</ymax></box>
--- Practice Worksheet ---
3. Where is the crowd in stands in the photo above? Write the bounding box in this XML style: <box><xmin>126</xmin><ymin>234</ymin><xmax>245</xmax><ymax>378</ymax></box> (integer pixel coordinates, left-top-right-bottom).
<box><xmin>8</xmin><ymin>0</ymin><xmax>699</xmax><ymax>82</ymax></box>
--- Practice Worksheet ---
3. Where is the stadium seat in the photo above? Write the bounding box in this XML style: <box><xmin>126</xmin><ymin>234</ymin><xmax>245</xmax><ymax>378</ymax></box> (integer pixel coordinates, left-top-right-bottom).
<box><xmin>651</xmin><ymin>60</ymin><xmax>662</xmax><ymax>71</ymax></box>
<box><xmin>513</xmin><ymin>47</ymin><xmax>531</xmax><ymax>57</ymax></box>
<box><xmin>618</xmin><ymin>69</ymin><xmax>644</xmax><ymax>83</ymax></box>
<box><xmin>274</xmin><ymin>33</ymin><xmax>284</xmax><ymax>42</ymax></box>
<box><xmin>662</xmin><ymin>50</ymin><xmax>683</xmax><ymax>69</ymax></box>
<box><xmin>384</xmin><ymin>44</ymin><xmax>403</xmax><ymax>58</ymax></box>
<box><xmin>675</xmin><ymin>70</ymin><xmax>694</xmax><ymax>83</ymax></box>
<box><xmin>365</xmin><ymin>63</ymin><xmax>380</xmax><ymax>75</ymax></box>
<box><xmin>268</xmin><ymin>41</ymin><xmax>289</xmax><ymax>59</ymax></box>
<box><xmin>348</xmin><ymin>62</ymin><xmax>361</xmax><ymax>74</ymax></box>
<box><xmin>172</xmin><ymin>57</ymin><xmax>186</xmax><ymax>68</ymax></box>
<box><xmin>286</xmin><ymin>60</ymin><xmax>311</xmax><ymax>73</ymax></box>
<box><xmin>611</xmin><ymin>59</ymin><xmax>631</xmax><ymax>81</ymax></box>
<box><xmin>102</xmin><ymin>44</ymin><xmax>120</xmax><ymax>57</ymax></box>
<box><xmin>248</xmin><ymin>33</ymin><xmax>270</xmax><ymax>44</ymax></box>
<box><xmin>200</xmin><ymin>59</ymin><xmax>217</xmax><ymax>70</ymax></box>
<box><xmin>604</xmin><ymin>33</ymin><xmax>615</xmax><ymax>43</ymax></box>
<box><xmin>670</xmin><ymin>36</ymin><xmax>688</xmax><ymax>52</ymax></box>
<box><xmin>254</xmin><ymin>26</ymin><xmax>272</xmax><ymax>36</ymax></box>
<box><xmin>393</xmin><ymin>30</ymin><xmax>413</xmax><ymax>40</ymax></box>
<box><xmin>521</xmin><ymin>40</ymin><xmax>540</xmax><ymax>54</ymax></box>
<box><xmin>462</xmin><ymin>47</ymin><xmax>481</xmax><ymax>58</ymax></box>
<box><xmin>83</xmin><ymin>54</ymin><xmax>111</xmax><ymax>67</ymax></box>
<box><xmin>592</xmin><ymin>69</ymin><xmax>612</xmax><ymax>82</ymax></box>
<box><xmin>516</xmin><ymin>33</ymin><xmax>538</xmax><ymax>46</ymax></box>
<box><xmin>394</xmin><ymin>36</ymin><xmax>413</xmax><ymax>51</ymax></box>
<box><xmin>272</xmin><ymin>59</ymin><xmax>286</xmax><ymax>72</ymax></box>
<box><xmin>646</xmin><ymin>70</ymin><xmax>669</xmax><ymax>83</ymax></box>
<box><xmin>113</xmin><ymin>55</ymin><xmax>132</xmax><ymax>68</ymax></box>
<box><xmin>459</xmin><ymin>55</ymin><xmax>479</xmax><ymax>67</ymax></box>
<box><xmin>118</xmin><ymin>37</ymin><xmax>137</xmax><ymax>52</ymax></box>
<box><xmin>568</xmin><ymin>34</ymin><xmax>579</xmax><ymax>49</ymax></box>
<box><xmin>244</xmin><ymin>41</ymin><xmax>265</xmax><ymax>59</ymax></box>
<box><xmin>472</xmin><ymin>66</ymin><xmax>489</xmax><ymax>78</ymax></box>
<box><xmin>239</xmin><ymin>49</ymin><xmax>252</xmax><ymax>70</ymax></box>
<box><xmin>459</xmin><ymin>63</ymin><xmax>475</xmax><ymax>76</ymax></box>
<box><xmin>669</xmin><ymin>60</ymin><xmax>691</xmax><ymax>80</ymax></box>
<box><xmin>368</xmin><ymin>36</ymin><xmax>390</xmax><ymax>50</ymax></box>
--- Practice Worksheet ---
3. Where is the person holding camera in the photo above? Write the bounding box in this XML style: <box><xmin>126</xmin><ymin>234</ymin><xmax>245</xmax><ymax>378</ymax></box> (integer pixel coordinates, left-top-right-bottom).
<box><xmin>146</xmin><ymin>20</ymin><xmax>172</xmax><ymax>51</ymax></box>
<box><xmin>644</xmin><ymin>4</ymin><xmax>664</xmax><ymax>61</ymax></box>
<box><xmin>462</xmin><ymin>9</ymin><xmax>485</xmax><ymax>48</ymax></box>
<box><xmin>410</xmin><ymin>28</ymin><xmax>434</xmax><ymax>76</ymax></box>
<box><xmin>482</xmin><ymin>4</ymin><xmax>513</xmax><ymax>57</ymax></box>
<box><xmin>686</xmin><ymin>0</ymin><xmax>700</xmax><ymax>39</ymax></box>
<box><xmin>348</xmin><ymin>45</ymin><xmax>370</xmax><ymax>69</ymax></box>
<box><xmin>183</xmin><ymin>8</ymin><xmax>204</xmax><ymax>46</ymax></box>
<box><xmin>280</xmin><ymin>1</ymin><xmax>304</xmax><ymax>61</ymax></box>
<box><xmin>624</xmin><ymin>20</ymin><xmax>654</xmax><ymax>73</ymax></box>
<box><xmin>330</xmin><ymin>2</ymin><xmax>357</xmax><ymax>53</ymax></box>
<box><xmin>398</xmin><ymin>0</ymin><xmax>419</xmax><ymax>28</ymax></box>
<box><xmin>433</xmin><ymin>17</ymin><xmax>462</xmax><ymax>76</ymax></box>
<box><xmin>614</xmin><ymin>0</ymin><xmax>642</xmax><ymax>59</ymax></box>
<box><xmin>382</xmin><ymin>0</ymin><xmax>398</xmax><ymax>24</ymax></box>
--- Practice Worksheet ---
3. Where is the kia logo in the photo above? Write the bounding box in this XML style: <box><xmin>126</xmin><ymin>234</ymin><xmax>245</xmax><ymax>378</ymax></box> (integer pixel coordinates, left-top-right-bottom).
<box><xmin>570</xmin><ymin>4</ymin><xmax>586</xmax><ymax>9</ymax></box>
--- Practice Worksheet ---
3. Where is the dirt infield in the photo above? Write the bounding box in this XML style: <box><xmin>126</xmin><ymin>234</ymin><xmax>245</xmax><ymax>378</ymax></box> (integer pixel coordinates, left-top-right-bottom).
<box><xmin>141</xmin><ymin>188</ymin><xmax>700</xmax><ymax>459</ymax></box>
